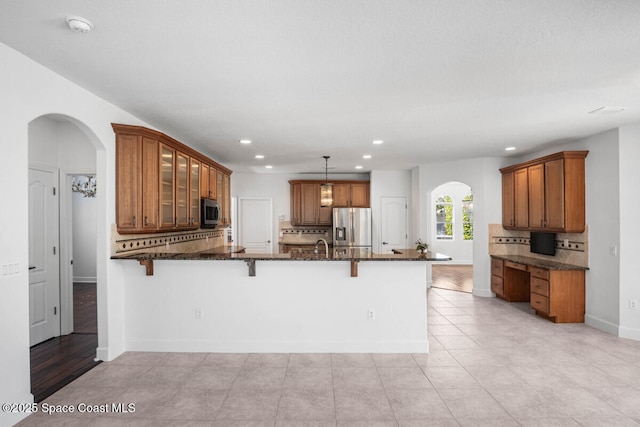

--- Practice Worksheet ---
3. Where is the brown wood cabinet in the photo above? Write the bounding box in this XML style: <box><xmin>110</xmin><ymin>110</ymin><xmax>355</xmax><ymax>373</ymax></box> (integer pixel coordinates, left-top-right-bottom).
<box><xmin>500</xmin><ymin>151</ymin><xmax>588</xmax><ymax>232</ymax></box>
<box><xmin>501</xmin><ymin>172</ymin><xmax>514</xmax><ymax>228</ymax></box>
<box><xmin>333</xmin><ymin>182</ymin><xmax>370</xmax><ymax>208</ymax></box>
<box><xmin>289</xmin><ymin>180</ymin><xmax>370</xmax><ymax>226</ymax></box>
<box><xmin>200</xmin><ymin>164</ymin><xmax>219</xmax><ymax>200</ymax></box>
<box><xmin>113</xmin><ymin>124</ymin><xmax>232</xmax><ymax>234</ymax></box>
<box><xmin>491</xmin><ymin>256</ymin><xmax>586</xmax><ymax>323</ymax></box>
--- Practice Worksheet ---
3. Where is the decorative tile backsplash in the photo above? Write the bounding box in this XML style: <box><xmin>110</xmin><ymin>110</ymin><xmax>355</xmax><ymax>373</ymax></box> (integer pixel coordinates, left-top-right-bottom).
<box><xmin>488</xmin><ymin>224</ymin><xmax>588</xmax><ymax>267</ymax></box>
<box><xmin>278</xmin><ymin>221</ymin><xmax>332</xmax><ymax>245</ymax></box>
<box><xmin>111</xmin><ymin>224</ymin><xmax>225</xmax><ymax>255</ymax></box>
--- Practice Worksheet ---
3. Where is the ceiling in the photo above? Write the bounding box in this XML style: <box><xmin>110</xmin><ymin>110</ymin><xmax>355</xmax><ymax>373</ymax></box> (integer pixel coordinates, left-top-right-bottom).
<box><xmin>2</xmin><ymin>1</ymin><xmax>640</xmax><ymax>174</ymax></box>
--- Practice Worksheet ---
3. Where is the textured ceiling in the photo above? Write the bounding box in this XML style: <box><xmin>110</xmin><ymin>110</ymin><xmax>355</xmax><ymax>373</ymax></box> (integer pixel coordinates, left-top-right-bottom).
<box><xmin>2</xmin><ymin>0</ymin><xmax>640</xmax><ymax>173</ymax></box>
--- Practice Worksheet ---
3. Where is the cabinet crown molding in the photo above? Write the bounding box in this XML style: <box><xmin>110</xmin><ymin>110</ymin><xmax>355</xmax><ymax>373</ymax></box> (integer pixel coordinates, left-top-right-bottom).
<box><xmin>112</xmin><ymin>123</ymin><xmax>232</xmax><ymax>175</ymax></box>
<box><xmin>500</xmin><ymin>151</ymin><xmax>588</xmax><ymax>174</ymax></box>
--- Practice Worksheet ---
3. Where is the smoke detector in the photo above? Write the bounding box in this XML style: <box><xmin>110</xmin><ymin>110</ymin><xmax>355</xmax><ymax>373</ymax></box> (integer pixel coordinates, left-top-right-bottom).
<box><xmin>66</xmin><ymin>16</ymin><xmax>94</xmax><ymax>33</ymax></box>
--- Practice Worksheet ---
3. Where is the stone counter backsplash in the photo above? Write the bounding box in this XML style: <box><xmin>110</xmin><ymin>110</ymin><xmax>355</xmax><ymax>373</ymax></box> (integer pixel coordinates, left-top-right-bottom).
<box><xmin>278</xmin><ymin>220</ymin><xmax>332</xmax><ymax>245</ymax></box>
<box><xmin>488</xmin><ymin>223</ymin><xmax>588</xmax><ymax>268</ymax></box>
<box><xmin>111</xmin><ymin>224</ymin><xmax>225</xmax><ymax>256</ymax></box>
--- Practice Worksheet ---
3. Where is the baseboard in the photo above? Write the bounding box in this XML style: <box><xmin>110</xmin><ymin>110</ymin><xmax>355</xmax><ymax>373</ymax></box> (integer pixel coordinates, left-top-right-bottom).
<box><xmin>472</xmin><ymin>288</ymin><xmax>494</xmax><ymax>298</ymax></box>
<box><xmin>585</xmin><ymin>314</ymin><xmax>619</xmax><ymax>336</ymax></box>
<box><xmin>73</xmin><ymin>276</ymin><xmax>97</xmax><ymax>283</ymax></box>
<box><xmin>125</xmin><ymin>339</ymin><xmax>430</xmax><ymax>353</ymax></box>
<box><xmin>618</xmin><ymin>325</ymin><xmax>640</xmax><ymax>341</ymax></box>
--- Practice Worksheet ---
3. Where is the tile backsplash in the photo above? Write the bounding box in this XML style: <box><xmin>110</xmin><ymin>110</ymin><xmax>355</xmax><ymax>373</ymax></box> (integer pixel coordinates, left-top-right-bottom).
<box><xmin>488</xmin><ymin>223</ymin><xmax>588</xmax><ymax>267</ymax></box>
<box><xmin>111</xmin><ymin>224</ymin><xmax>225</xmax><ymax>256</ymax></box>
<box><xmin>278</xmin><ymin>221</ymin><xmax>332</xmax><ymax>245</ymax></box>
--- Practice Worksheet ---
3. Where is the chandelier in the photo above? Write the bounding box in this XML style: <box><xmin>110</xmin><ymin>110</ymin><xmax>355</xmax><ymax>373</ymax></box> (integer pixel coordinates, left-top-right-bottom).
<box><xmin>72</xmin><ymin>175</ymin><xmax>97</xmax><ymax>198</ymax></box>
<box><xmin>320</xmin><ymin>156</ymin><xmax>333</xmax><ymax>207</ymax></box>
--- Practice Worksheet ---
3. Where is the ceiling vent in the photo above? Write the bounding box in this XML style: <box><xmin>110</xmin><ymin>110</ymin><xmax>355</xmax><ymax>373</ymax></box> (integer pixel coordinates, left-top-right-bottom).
<box><xmin>589</xmin><ymin>106</ymin><xmax>626</xmax><ymax>115</ymax></box>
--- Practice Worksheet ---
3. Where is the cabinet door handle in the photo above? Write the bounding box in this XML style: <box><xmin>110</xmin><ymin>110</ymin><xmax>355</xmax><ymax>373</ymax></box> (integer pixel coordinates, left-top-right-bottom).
<box><xmin>144</xmin><ymin>216</ymin><xmax>148</xmax><ymax>226</ymax></box>
<box><xmin>133</xmin><ymin>216</ymin><xmax>136</xmax><ymax>226</ymax></box>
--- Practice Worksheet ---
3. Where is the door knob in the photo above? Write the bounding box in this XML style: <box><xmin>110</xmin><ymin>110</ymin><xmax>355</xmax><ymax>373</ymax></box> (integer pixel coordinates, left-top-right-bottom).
<box><xmin>29</xmin><ymin>266</ymin><xmax>36</xmax><ymax>270</ymax></box>
<box><xmin>382</xmin><ymin>242</ymin><xmax>388</xmax><ymax>245</ymax></box>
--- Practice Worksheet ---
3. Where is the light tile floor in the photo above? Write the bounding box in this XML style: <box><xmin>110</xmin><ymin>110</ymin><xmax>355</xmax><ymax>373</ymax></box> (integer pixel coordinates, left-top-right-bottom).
<box><xmin>17</xmin><ymin>288</ymin><xmax>640</xmax><ymax>426</ymax></box>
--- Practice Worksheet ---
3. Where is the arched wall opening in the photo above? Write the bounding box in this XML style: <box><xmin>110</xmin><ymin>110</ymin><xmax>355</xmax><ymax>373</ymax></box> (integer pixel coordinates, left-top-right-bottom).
<box><xmin>429</xmin><ymin>181</ymin><xmax>473</xmax><ymax>264</ymax></box>
<box><xmin>27</xmin><ymin>113</ymin><xmax>107</xmax><ymax>367</ymax></box>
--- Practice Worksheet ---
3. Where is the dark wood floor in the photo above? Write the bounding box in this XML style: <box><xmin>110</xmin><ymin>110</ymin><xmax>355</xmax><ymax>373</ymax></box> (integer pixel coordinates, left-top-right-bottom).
<box><xmin>30</xmin><ymin>283</ymin><xmax>100</xmax><ymax>402</ymax></box>
<box><xmin>432</xmin><ymin>264</ymin><xmax>474</xmax><ymax>293</ymax></box>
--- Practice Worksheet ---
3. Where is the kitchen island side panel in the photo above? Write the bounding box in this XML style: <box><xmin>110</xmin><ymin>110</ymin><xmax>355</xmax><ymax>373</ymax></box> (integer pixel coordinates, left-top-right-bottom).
<box><xmin>122</xmin><ymin>260</ymin><xmax>428</xmax><ymax>353</ymax></box>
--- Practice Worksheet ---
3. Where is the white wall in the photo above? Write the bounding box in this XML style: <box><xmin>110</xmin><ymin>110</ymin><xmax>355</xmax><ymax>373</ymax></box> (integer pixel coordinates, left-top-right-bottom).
<box><xmin>617</xmin><ymin>124</ymin><xmax>640</xmax><ymax>340</ymax></box>
<box><xmin>0</xmin><ymin>41</ymin><xmax>149</xmax><ymax>426</ymax></box>
<box><xmin>370</xmin><ymin>170</ymin><xmax>412</xmax><ymax>253</ymax></box>
<box><xmin>430</xmin><ymin>181</ymin><xmax>473</xmax><ymax>264</ymax></box>
<box><xmin>72</xmin><ymin>190</ymin><xmax>97</xmax><ymax>282</ymax></box>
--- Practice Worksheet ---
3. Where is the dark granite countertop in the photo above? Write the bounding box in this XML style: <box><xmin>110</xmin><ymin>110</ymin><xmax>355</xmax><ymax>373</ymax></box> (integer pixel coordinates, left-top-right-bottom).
<box><xmin>491</xmin><ymin>254</ymin><xmax>588</xmax><ymax>271</ymax></box>
<box><xmin>112</xmin><ymin>246</ymin><xmax>452</xmax><ymax>262</ymax></box>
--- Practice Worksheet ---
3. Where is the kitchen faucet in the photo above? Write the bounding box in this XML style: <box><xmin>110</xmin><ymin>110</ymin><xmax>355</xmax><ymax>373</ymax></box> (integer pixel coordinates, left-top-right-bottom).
<box><xmin>314</xmin><ymin>238</ymin><xmax>329</xmax><ymax>258</ymax></box>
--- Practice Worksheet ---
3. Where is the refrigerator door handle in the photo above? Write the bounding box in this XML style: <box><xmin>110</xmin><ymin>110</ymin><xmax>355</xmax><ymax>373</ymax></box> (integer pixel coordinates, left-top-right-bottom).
<box><xmin>350</xmin><ymin>210</ymin><xmax>355</xmax><ymax>245</ymax></box>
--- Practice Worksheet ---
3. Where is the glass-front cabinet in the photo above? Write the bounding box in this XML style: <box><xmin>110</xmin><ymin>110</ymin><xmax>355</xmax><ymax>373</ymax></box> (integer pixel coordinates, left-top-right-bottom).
<box><xmin>113</xmin><ymin>124</ymin><xmax>231</xmax><ymax>234</ymax></box>
<box><xmin>175</xmin><ymin>152</ymin><xmax>190</xmax><ymax>228</ymax></box>
<box><xmin>159</xmin><ymin>144</ymin><xmax>175</xmax><ymax>229</ymax></box>
<box><xmin>190</xmin><ymin>158</ymin><xmax>200</xmax><ymax>227</ymax></box>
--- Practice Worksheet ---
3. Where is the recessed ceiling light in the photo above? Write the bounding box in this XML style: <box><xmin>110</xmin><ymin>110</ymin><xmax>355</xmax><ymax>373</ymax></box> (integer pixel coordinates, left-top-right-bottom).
<box><xmin>254</xmin><ymin>154</ymin><xmax>264</xmax><ymax>159</ymax></box>
<box><xmin>505</xmin><ymin>147</ymin><xmax>516</xmax><ymax>151</ymax></box>
<box><xmin>372</xmin><ymin>140</ymin><xmax>384</xmax><ymax>145</ymax></box>
<box><xmin>66</xmin><ymin>15</ymin><xmax>93</xmax><ymax>33</ymax></box>
<box><xmin>589</xmin><ymin>106</ymin><xmax>626</xmax><ymax>114</ymax></box>
<box><xmin>355</xmin><ymin>165</ymin><xmax>363</xmax><ymax>169</ymax></box>
<box><xmin>239</xmin><ymin>139</ymin><xmax>252</xmax><ymax>144</ymax></box>
<box><xmin>265</xmin><ymin>165</ymin><xmax>273</xmax><ymax>169</ymax></box>
<box><xmin>363</xmin><ymin>154</ymin><xmax>372</xmax><ymax>159</ymax></box>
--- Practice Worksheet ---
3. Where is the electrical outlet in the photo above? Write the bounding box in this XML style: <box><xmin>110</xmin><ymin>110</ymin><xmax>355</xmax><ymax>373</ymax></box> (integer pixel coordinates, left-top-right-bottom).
<box><xmin>195</xmin><ymin>308</ymin><xmax>204</xmax><ymax>319</ymax></box>
<box><xmin>368</xmin><ymin>309</ymin><xmax>376</xmax><ymax>320</ymax></box>
<box><xmin>630</xmin><ymin>300</ymin><xmax>638</xmax><ymax>310</ymax></box>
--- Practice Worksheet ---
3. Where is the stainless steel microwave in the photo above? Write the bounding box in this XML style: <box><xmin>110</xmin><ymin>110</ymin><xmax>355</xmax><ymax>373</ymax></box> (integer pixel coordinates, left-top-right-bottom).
<box><xmin>201</xmin><ymin>198</ymin><xmax>220</xmax><ymax>228</ymax></box>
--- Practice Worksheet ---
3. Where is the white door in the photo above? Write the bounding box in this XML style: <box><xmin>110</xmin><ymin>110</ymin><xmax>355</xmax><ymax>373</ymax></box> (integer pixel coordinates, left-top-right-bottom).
<box><xmin>380</xmin><ymin>196</ymin><xmax>408</xmax><ymax>253</ymax></box>
<box><xmin>29</xmin><ymin>168</ymin><xmax>61</xmax><ymax>346</ymax></box>
<box><xmin>238</xmin><ymin>198</ymin><xmax>273</xmax><ymax>253</ymax></box>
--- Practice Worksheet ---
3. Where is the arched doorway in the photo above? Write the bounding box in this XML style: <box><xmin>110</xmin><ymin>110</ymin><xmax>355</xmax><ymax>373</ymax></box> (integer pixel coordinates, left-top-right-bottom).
<box><xmin>28</xmin><ymin>114</ymin><xmax>102</xmax><ymax>401</ymax></box>
<box><xmin>430</xmin><ymin>181</ymin><xmax>474</xmax><ymax>293</ymax></box>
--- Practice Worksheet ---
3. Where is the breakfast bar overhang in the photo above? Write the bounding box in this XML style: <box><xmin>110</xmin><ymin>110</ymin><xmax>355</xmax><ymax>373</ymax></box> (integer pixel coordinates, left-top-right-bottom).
<box><xmin>113</xmin><ymin>250</ymin><xmax>450</xmax><ymax>353</ymax></box>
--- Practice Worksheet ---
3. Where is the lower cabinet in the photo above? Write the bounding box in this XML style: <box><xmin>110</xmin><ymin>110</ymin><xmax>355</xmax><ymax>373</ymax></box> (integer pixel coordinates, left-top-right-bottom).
<box><xmin>530</xmin><ymin>268</ymin><xmax>585</xmax><ymax>323</ymax></box>
<box><xmin>490</xmin><ymin>256</ymin><xmax>586</xmax><ymax>323</ymax></box>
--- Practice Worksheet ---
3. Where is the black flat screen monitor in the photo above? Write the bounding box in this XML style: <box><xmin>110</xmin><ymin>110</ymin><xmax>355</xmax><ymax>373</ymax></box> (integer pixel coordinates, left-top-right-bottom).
<box><xmin>530</xmin><ymin>232</ymin><xmax>556</xmax><ymax>256</ymax></box>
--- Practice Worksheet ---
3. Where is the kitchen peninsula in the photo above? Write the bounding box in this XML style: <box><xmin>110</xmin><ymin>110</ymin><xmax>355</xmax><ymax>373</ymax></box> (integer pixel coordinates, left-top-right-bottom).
<box><xmin>113</xmin><ymin>248</ymin><xmax>450</xmax><ymax>353</ymax></box>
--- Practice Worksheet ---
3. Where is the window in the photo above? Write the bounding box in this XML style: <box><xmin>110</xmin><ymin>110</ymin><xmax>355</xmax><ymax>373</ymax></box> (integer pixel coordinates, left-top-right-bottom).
<box><xmin>435</xmin><ymin>195</ymin><xmax>453</xmax><ymax>240</ymax></box>
<box><xmin>462</xmin><ymin>194</ymin><xmax>473</xmax><ymax>240</ymax></box>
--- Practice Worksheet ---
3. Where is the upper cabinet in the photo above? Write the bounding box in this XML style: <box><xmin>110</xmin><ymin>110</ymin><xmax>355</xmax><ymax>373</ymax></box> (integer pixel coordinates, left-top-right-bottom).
<box><xmin>500</xmin><ymin>151</ymin><xmax>588</xmax><ymax>233</ymax></box>
<box><xmin>289</xmin><ymin>180</ymin><xmax>370</xmax><ymax>226</ymax></box>
<box><xmin>113</xmin><ymin>124</ymin><xmax>232</xmax><ymax>234</ymax></box>
<box><xmin>333</xmin><ymin>182</ymin><xmax>370</xmax><ymax>208</ymax></box>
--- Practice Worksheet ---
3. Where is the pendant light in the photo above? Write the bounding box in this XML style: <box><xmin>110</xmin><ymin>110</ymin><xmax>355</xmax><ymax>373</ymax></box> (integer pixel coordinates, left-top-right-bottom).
<box><xmin>320</xmin><ymin>155</ymin><xmax>333</xmax><ymax>207</ymax></box>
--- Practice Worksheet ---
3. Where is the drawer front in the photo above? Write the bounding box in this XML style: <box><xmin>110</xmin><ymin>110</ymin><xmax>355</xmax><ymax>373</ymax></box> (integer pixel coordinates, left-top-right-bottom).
<box><xmin>530</xmin><ymin>277</ymin><xmax>550</xmax><ymax>297</ymax></box>
<box><xmin>504</xmin><ymin>260</ymin><xmax>527</xmax><ymax>271</ymax></box>
<box><xmin>530</xmin><ymin>294</ymin><xmax>549</xmax><ymax>313</ymax></box>
<box><xmin>529</xmin><ymin>266</ymin><xmax>549</xmax><ymax>280</ymax></box>
<box><xmin>491</xmin><ymin>275</ymin><xmax>504</xmax><ymax>296</ymax></box>
<box><xmin>491</xmin><ymin>258</ymin><xmax>504</xmax><ymax>277</ymax></box>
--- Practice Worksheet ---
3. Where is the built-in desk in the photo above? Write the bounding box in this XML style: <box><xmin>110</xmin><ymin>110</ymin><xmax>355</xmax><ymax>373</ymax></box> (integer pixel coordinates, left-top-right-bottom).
<box><xmin>490</xmin><ymin>255</ymin><xmax>588</xmax><ymax>323</ymax></box>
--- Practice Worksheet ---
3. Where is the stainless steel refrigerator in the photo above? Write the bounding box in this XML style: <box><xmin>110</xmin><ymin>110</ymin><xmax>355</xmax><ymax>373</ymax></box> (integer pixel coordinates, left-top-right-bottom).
<box><xmin>333</xmin><ymin>208</ymin><xmax>372</xmax><ymax>248</ymax></box>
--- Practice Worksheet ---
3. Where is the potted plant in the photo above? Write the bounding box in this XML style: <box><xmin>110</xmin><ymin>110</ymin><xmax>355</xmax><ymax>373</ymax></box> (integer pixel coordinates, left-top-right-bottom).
<box><xmin>415</xmin><ymin>238</ymin><xmax>428</xmax><ymax>254</ymax></box>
